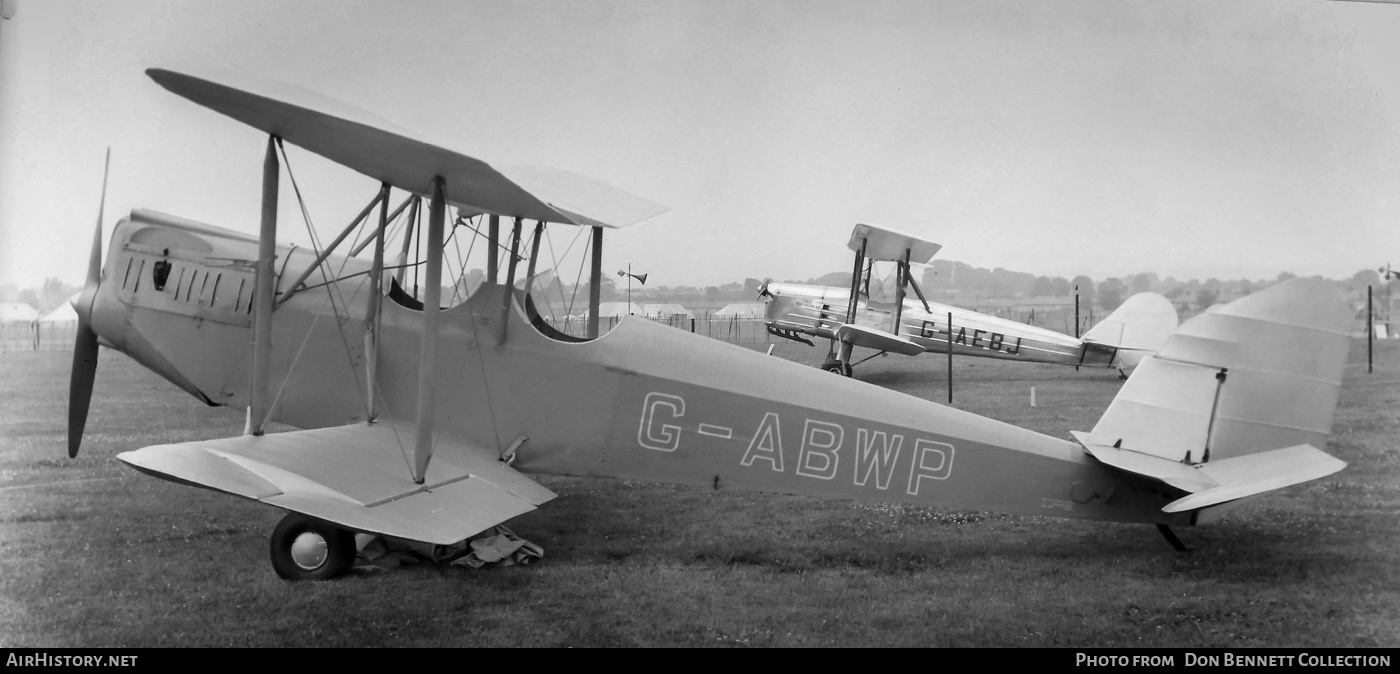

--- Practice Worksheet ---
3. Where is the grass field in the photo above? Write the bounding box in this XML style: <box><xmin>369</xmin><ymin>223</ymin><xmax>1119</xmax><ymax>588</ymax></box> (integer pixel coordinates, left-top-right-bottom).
<box><xmin>1</xmin><ymin>339</ymin><xmax>1396</xmax><ymax>647</ymax></box>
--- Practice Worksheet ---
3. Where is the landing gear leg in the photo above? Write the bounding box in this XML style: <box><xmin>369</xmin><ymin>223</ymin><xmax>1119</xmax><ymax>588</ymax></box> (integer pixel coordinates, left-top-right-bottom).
<box><xmin>1157</xmin><ymin>524</ymin><xmax>1191</xmax><ymax>552</ymax></box>
<box><xmin>820</xmin><ymin>340</ymin><xmax>854</xmax><ymax>376</ymax></box>
<box><xmin>269</xmin><ymin>512</ymin><xmax>357</xmax><ymax>580</ymax></box>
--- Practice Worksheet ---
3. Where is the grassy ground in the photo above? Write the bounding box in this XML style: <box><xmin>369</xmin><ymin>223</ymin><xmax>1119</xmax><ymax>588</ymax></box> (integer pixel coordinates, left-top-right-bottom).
<box><xmin>1</xmin><ymin>340</ymin><xmax>1396</xmax><ymax>647</ymax></box>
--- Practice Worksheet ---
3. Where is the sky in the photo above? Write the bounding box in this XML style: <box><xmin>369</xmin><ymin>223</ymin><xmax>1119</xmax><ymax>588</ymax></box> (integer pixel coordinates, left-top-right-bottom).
<box><xmin>2</xmin><ymin>0</ymin><xmax>1398</xmax><ymax>291</ymax></box>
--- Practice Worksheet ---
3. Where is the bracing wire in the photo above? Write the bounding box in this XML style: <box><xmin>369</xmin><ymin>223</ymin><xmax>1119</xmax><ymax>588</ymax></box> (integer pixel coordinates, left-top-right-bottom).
<box><xmin>272</xmin><ymin>139</ymin><xmax>365</xmax><ymax>412</ymax></box>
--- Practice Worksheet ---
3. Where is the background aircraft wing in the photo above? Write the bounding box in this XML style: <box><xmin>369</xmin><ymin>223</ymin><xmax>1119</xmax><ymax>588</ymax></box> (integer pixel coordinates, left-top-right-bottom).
<box><xmin>117</xmin><ymin>422</ymin><xmax>556</xmax><ymax>545</ymax></box>
<box><xmin>847</xmin><ymin>223</ymin><xmax>942</xmax><ymax>263</ymax></box>
<box><xmin>833</xmin><ymin>323</ymin><xmax>926</xmax><ymax>356</ymax></box>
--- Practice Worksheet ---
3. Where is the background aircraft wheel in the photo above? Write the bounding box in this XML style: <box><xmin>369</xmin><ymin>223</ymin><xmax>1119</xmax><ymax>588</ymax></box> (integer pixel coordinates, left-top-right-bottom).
<box><xmin>269</xmin><ymin>512</ymin><xmax>355</xmax><ymax>581</ymax></box>
<box><xmin>820</xmin><ymin>361</ymin><xmax>852</xmax><ymax>377</ymax></box>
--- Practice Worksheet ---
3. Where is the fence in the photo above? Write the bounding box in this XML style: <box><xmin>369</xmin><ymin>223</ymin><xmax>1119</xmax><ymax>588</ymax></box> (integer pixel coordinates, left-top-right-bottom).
<box><xmin>1</xmin><ymin>321</ymin><xmax>78</xmax><ymax>354</ymax></box>
<box><xmin>0</xmin><ymin>306</ymin><xmax>1119</xmax><ymax>354</ymax></box>
<box><xmin>543</xmin><ymin>306</ymin><xmax>1112</xmax><ymax>346</ymax></box>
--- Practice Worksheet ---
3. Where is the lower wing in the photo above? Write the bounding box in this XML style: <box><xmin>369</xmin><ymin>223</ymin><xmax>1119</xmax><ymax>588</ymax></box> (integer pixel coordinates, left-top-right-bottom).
<box><xmin>118</xmin><ymin>422</ymin><xmax>556</xmax><ymax>545</ymax></box>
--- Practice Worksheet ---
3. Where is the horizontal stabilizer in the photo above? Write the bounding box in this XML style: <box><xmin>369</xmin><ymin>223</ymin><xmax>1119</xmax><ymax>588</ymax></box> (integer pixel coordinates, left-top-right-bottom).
<box><xmin>1071</xmin><ymin>431</ymin><xmax>1215</xmax><ymax>493</ymax></box>
<box><xmin>834</xmin><ymin>323</ymin><xmax>926</xmax><ymax>356</ymax></box>
<box><xmin>1163</xmin><ymin>444</ymin><xmax>1345</xmax><ymax>513</ymax></box>
<box><xmin>1073</xmin><ymin>433</ymin><xmax>1345</xmax><ymax>515</ymax></box>
<box><xmin>118</xmin><ymin>422</ymin><xmax>555</xmax><ymax>545</ymax></box>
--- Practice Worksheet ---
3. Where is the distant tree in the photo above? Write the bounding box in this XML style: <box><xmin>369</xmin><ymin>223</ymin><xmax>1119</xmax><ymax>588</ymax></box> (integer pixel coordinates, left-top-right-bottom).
<box><xmin>1276</xmin><ymin>271</ymin><xmax>1298</xmax><ymax>283</ymax></box>
<box><xmin>1098</xmin><ymin>278</ymin><xmax>1124</xmax><ymax>311</ymax></box>
<box><xmin>1049</xmin><ymin>277</ymin><xmax>1072</xmax><ymax>297</ymax></box>
<box><xmin>1130</xmin><ymin>273</ymin><xmax>1157</xmax><ymax>294</ymax></box>
<box><xmin>36</xmin><ymin>278</ymin><xmax>76</xmax><ymax>312</ymax></box>
<box><xmin>1031</xmin><ymin>275</ymin><xmax>1053</xmax><ymax>298</ymax></box>
<box><xmin>921</xmin><ymin>264</ymin><xmax>941</xmax><ymax>291</ymax></box>
<box><xmin>1071</xmin><ymin>275</ymin><xmax>1095</xmax><ymax>306</ymax></box>
<box><xmin>1196</xmin><ymin>288</ymin><xmax>1218</xmax><ymax>310</ymax></box>
<box><xmin>586</xmin><ymin>277</ymin><xmax>620</xmax><ymax>302</ymax></box>
<box><xmin>1352</xmin><ymin>268</ymin><xmax>1382</xmax><ymax>291</ymax></box>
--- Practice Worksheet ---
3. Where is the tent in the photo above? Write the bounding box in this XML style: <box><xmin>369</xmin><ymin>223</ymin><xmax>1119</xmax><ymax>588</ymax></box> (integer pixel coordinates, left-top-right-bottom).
<box><xmin>0</xmin><ymin>303</ymin><xmax>39</xmax><ymax>322</ymax></box>
<box><xmin>39</xmin><ymin>295</ymin><xmax>79</xmax><ymax>323</ymax></box>
<box><xmin>586</xmin><ymin>302</ymin><xmax>645</xmax><ymax>319</ymax></box>
<box><xmin>713</xmin><ymin>302</ymin><xmax>766</xmax><ymax>318</ymax></box>
<box><xmin>643</xmin><ymin>303</ymin><xmax>693</xmax><ymax>319</ymax></box>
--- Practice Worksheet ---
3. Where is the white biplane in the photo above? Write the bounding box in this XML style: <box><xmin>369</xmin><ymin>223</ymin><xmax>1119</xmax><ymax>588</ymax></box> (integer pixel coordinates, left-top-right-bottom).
<box><xmin>762</xmin><ymin>224</ymin><xmax>1180</xmax><ymax>378</ymax></box>
<box><xmin>69</xmin><ymin>69</ymin><xmax>1353</xmax><ymax>579</ymax></box>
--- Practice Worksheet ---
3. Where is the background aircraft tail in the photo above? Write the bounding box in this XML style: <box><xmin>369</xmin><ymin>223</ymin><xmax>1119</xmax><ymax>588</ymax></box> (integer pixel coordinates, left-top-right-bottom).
<box><xmin>1073</xmin><ymin>278</ymin><xmax>1353</xmax><ymax>521</ymax></box>
<box><xmin>1081</xmin><ymin>292</ymin><xmax>1179</xmax><ymax>371</ymax></box>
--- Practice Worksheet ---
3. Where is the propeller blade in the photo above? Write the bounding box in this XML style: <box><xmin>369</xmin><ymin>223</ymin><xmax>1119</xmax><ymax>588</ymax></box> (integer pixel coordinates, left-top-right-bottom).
<box><xmin>68</xmin><ymin>149</ymin><xmax>108</xmax><ymax>458</ymax></box>
<box><xmin>68</xmin><ymin>322</ymin><xmax>99</xmax><ymax>458</ymax></box>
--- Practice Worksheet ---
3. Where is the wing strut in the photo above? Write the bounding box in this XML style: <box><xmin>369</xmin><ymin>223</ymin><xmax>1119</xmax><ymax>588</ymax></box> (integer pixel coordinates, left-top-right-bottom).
<box><xmin>906</xmin><ymin>265</ymin><xmax>933</xmax><ymax>313</ymax></box>
<box><xmin>588</xmin><ymin>227</ymin><xmax>604</xmax><ymax>338</ymax></box>
<box><xmin>365</xmin><ymin>182</ymin><xmax>391</xmax><ymax>421</ymax></box>
<box><xmin>411</xmin><ymin>176</ymin><xmax>447</xmax><ymax>484</ymax></box>
<box><xmin>487</xmin><ymin>214</ymin><xmax>500</xmax><ymax>283</ymax></box>
<box><xmin>892</xmin><ymin>248</ymin><xmax>910</xmax><ymax>338</ymax></box>
<box><xmin>393</xmin><ymin>197</ymin><xmax>420</xmax><ymax>287</ymax></box>
<box><xmin>350</xmin><ymin>192</ymin><xmax>416</xmax><ymax>257</ymax></box>
<box><xmin>525</xmin><ymin>221</ymin><xmax>544</xmax><ymax>281</ymax></box>
<box><xmin>833</xmin><ymin>238</ymin><xmax>868</xmax><ymax>371</ymax></box>
<box><xmin>249</xmin><ymin>135</ymin><xmax>279</xmax><ymax>436</ymax></box>
<box><xmin>275</xmin><ymin>189</ymin><xmax>385</xmax><ymax>308</ymax></box>
<box><xmin>498</xmin><ymin>217</ymin><xmax>523</xmax><ymax>345</ymax></box>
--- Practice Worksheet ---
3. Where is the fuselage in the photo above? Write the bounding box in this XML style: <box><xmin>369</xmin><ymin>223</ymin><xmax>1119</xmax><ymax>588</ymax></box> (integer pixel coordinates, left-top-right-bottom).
<box><xmin>764</xmin><ymin>282</ymin><xmax>1119</xmax><ymax>367</ymax></box>
<box><xmin>88</xmin><ymin>210</ymin><xmax>1188</xmax><ymax>526</ymax></box>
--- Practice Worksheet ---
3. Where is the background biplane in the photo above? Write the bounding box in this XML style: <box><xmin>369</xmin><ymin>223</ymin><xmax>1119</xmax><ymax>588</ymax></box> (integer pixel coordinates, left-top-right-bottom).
<box><xmin>68</xmin><ymin>68</ymin><xmax>1352</xmax><ymax>579</ymax></box>
<box><xmin>762</xmin><ymin>223</ymin><xmax>1179</xmax><ymax>377</ymax></box>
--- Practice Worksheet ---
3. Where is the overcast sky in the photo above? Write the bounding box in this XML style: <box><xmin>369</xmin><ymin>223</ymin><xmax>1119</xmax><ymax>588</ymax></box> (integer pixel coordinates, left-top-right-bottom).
<box><xmin>2</xmin><ymin>0</ymin><xmax>1398</xmax><ymax>291</ymax></box>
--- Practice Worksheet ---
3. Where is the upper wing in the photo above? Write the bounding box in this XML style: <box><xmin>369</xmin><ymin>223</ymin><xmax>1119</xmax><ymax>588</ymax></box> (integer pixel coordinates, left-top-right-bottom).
<box><xmin>117</xmin><ymin>422</ymin><xmax>556</xmax><ymax>545</ymax></box>
<box><xmin>833</xmin><ymin>323</ymin><xmax>926</xmax><ymax>356</ymax></box>
<box><xmin>847</xmin><ymin>223</ymin><xmax>942</xmax><ymax>263</ymax></box>
<box><xmin>146</xmin><ymin>68</ymin><xmax>667</xmax><ymax>229</ymax></box>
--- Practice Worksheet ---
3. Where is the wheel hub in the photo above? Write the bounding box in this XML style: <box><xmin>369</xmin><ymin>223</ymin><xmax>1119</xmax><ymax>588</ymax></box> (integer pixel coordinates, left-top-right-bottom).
<box><xmin>290</xmin><ymin>531</ymin><xmax>329</xmax><ymax>570</ymax></box>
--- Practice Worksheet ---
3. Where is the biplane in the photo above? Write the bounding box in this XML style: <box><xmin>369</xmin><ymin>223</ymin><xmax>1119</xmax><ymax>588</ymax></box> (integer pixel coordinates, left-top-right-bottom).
<box><xmin>762</xmin><ymin>223</ymin><xmax>1180</xmax><ymax>377</ymax></box>
<box><xmin>68</xmin><ymin>68</ymin><xmax>1353</xmax><ymax>579</ymax></box>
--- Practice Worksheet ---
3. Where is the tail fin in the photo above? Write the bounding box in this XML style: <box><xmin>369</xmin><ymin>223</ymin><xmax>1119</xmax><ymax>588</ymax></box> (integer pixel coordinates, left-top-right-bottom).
<box><xmin>1081</xmin><ymin>292</ymin><xmax>1179</xmax><ymax>371</ymax></box>
<box><xmin>1073</xmin><ymin>278</ymin><xmax>1353</xmax><ymax>518</ymax></box>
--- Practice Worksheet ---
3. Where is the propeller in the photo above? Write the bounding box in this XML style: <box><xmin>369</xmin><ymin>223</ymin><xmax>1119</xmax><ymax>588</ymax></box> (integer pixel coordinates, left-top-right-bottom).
<box><xmin>68</xmin><ymin>149</ymin><xmax>108</xmax><ymax>458</ymax></box>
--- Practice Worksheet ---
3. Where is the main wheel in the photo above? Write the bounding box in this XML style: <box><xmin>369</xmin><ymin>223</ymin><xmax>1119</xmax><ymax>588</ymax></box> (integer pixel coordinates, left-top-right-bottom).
<box><xmin>269</xmin><ymin>512</ymin><xmax>356</xmax><ymax>580</ymax></box>
<box><xmin>820</xmin><ymin>361</ymin><xmax>852</xmax><ymax>377</ymax></box>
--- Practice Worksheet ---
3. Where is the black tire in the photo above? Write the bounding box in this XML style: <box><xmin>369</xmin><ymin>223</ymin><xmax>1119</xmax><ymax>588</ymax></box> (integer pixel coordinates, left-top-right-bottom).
<box><xmin>821</xmin><ymin>361</ymin><xmax>852</xmax><ymax>377</ymax></box>
<box><xmin>269</xmin><ymin>512</ymin><xmax>356</xmax><ymax>581</ymax></box>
